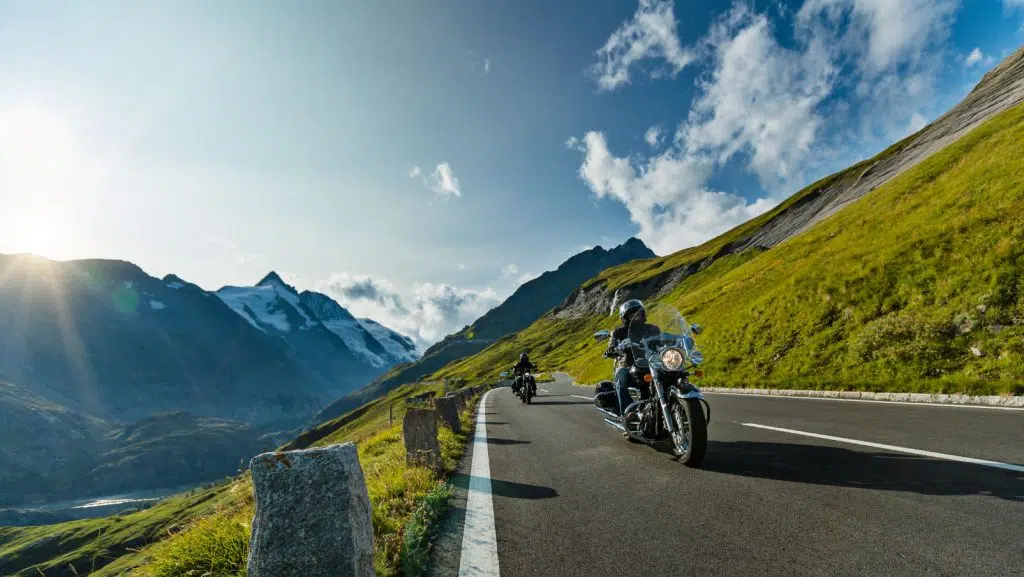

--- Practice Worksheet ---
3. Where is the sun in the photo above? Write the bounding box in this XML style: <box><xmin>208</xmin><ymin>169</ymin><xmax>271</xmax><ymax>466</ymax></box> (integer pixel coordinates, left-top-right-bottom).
<box><xmin>0</xmin><ymin>104</ymin><xmax>82</xmax><ymax>261</ymax></box>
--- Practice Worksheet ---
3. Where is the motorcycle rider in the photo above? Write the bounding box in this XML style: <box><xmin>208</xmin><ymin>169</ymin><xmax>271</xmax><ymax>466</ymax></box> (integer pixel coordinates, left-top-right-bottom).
<box><xmin>510</xmin><ymin>352</ymin><xmax>537</xmax><ymax>396</ymax></box>
<box><xmin>603</xmin><ymin>299</ymin><xmax>661</xmax><ymax>421</ymax></box>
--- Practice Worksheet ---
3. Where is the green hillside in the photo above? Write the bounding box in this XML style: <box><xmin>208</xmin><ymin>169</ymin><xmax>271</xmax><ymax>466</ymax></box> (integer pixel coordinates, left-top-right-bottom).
<box><xmin>434</xmin><ymin>101</ymin><xmax>1024</xmax><ymax>396</ymax></box>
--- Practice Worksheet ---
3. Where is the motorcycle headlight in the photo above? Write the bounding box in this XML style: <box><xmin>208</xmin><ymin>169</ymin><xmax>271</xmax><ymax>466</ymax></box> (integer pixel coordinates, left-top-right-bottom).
<box><xmin>660</xmin><ymin>348</ymin><xmax>684</xmax><ymax>371</ymax></box>
<box><xmin>689</xmin><ymin>350</ymin><xmax>704</xmax><ymax>366</ymax></box>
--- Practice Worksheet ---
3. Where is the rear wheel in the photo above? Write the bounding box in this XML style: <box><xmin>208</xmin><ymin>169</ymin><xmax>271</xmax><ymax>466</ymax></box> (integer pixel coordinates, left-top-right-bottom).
<box><xmin>669</xmin><ymin>397</ymin><xmax>707</xmax><ymax>467</ymax></box>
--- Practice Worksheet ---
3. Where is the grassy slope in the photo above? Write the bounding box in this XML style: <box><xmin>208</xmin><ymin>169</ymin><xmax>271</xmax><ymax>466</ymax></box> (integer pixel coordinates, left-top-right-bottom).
<box><xmin>435</xmin><ymin>103</ymin><xmax>1024</xmax><ymax>395</ymax></box>
<box><xmin>1</xmin><ymin>380</ymin><xmax>479</xmax><ymax>577</ymax></box>
<box><xmin>0</xmin><ymin>480</ymin><xmax>241</xmax><ymax>577</ymax></box>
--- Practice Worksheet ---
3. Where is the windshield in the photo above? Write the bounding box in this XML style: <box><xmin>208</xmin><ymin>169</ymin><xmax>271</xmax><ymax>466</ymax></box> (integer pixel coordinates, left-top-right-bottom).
<box><xmin>626</xmin><ymin>302</ymin><xmax>695</xmax><ymax>367</ymax></box>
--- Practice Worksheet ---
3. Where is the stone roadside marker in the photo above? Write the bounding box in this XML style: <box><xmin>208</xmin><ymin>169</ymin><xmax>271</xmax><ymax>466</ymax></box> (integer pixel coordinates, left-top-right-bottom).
<box><xmin>247</xmin><ymin>443</ymin><xmax>374</xmax><ymax>577</ymax></box>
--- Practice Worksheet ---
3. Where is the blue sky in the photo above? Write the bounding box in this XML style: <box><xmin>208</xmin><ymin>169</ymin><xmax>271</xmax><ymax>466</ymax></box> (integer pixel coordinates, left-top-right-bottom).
<box><xmin>1</xmin><ymin>0</ymin><xmax>1021</xmax><ymax>345</ymax></box>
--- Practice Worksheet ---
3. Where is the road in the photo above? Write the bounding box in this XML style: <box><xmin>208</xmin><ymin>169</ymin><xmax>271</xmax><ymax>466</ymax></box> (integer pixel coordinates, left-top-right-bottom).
<box><xmin>428</xmin><ymin>377</ymin><xmax>1024</xmax><ymax>577</ymax></box>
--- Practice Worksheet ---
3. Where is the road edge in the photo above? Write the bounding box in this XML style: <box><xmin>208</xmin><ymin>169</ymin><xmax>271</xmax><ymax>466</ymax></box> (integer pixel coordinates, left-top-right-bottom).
<box><xmin>552</xmin><ymin>372</ymin><xmax>1024</xmax><ymax>408</ymax></box>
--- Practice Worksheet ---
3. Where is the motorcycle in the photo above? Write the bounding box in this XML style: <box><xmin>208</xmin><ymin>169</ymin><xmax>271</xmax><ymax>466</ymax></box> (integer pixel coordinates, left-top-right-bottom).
<box><xmin>500</xmin><ymin>370</ymin><xmax>535</xmax><ymax>404</ymax></box>
<box><xmin>592</xmin><ymin>303</ymin><xmax>711</xmax><ymax>467</ymax></box>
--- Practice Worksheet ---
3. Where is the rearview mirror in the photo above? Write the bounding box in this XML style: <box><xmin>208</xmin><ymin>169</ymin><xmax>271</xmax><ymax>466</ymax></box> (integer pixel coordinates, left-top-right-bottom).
<box><xmin>593</xmin><ymin>330</ymin><xmax>611</xmax><ymax>341</ymax></box>
<box><xmin>690</xmin><ymin>323</ymin><xmax>702</xmax><ymax>335</ymax></box>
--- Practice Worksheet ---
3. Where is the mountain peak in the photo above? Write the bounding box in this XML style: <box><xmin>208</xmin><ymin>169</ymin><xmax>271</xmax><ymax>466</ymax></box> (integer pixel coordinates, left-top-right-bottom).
<box><xmin>257</xmin><ymin>271</ymin><xmax>297</xmax><ymax>294</ymax></box>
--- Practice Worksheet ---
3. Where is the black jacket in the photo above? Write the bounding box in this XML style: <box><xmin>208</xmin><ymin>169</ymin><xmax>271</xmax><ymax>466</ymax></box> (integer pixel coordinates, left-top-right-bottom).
<box><xmin>604</xmin><ymin>323</ymin><xmax>662</xmax><ymax>369</ymax></box>
<box><xmin>511</xmin><ymin>360</ymin><xmax>536</xmax><ymax>375</ymax></box>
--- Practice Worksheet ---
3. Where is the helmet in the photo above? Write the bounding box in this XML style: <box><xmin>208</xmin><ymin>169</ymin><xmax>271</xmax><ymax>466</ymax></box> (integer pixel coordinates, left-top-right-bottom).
<box><xmin>618</xmin><ymin>299</ymin><xmax>645</xmax><ymax>325</ymax></box>
<box><xmin>519</xmin><ymin>352</ymin><xmax>529</xmax><ymax>363</ymax></box>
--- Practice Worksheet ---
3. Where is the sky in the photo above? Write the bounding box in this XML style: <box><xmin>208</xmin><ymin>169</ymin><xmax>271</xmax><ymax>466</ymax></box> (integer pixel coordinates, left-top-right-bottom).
<box><xmin>1</xmin><ymin>0</ymin><xmax>1022</xmax><ymax>346</ymax></box>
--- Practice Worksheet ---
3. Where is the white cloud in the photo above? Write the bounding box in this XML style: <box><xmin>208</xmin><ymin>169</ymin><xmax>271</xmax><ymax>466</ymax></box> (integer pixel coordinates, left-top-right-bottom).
<box><xmin>484</xmin><ymin>58</ymin><xmax>491</xmax><ymax>73</ymax></box>
<box><xmin>965</xmin><ymin>47</ymin><xmax>983</xmax><ymax>67</ymax></box>
<box><xmin>683</xmin><ymin>6</ymin><xmax>835</xmax><ymax>186</ymax></box>
<box><xmin>319</xmin><ymin>273</ymin><xmax>500</xmax><ymax>346</ymax></box>
<box><xmin>410</xmin><ymin>162</ymin><xmax>462</xmax><ymax>200</ymax></box>
<box><xmin>570</xmin><ymin>0</ymin><xmax>960</xmax><ymax>255</ymax></box>
<box><xmin>457</xmin><ymin>263</ymin><xmax>465</xmax><ymax>270</ymax></box>
<box><xmin>589</xmin><ymin>0</ymin><xmax>695</xmax><ymax>91</ymax></box>
<box><xmin>906</xmin><ymin>112</ymin><xmax>928</xmax><ymax>135</ymax></box>
<box><xmin>569</xmin><ymin>131</ymin><xmax>775</xmax><ymax>254</ymax></box>
<box><xmin>501</xmin><ymin>264</ymin><xmax>519</xmax><ymax>278</ymax></box>
<box><xmin>964</xmin><ymin>47</ymin><xmax>994</xmax><ymax>68</ymax></box>
<box><xmin>644</xmin><ymin>125</ymin><xmax>663</xmax><ymax>147</ymax></box>
<box><xmin>796</xmin><ymin>0</ymin><xmax>958</xmax><ymax>74</ymax></box>
<box><xmin>1005</xmin><ymin>0</ymin><xmax>1024</xmax><ymax>9</ymax></box>
<box><xmin>517</xmin><ymin>272</ymin><xmax>539</xmax><ymax>285</ymax></box>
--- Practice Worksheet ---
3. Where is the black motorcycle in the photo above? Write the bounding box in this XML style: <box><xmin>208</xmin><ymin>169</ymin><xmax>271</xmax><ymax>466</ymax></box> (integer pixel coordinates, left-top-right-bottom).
<box><xmin>592</xmin><ymin>303</ymin><xmax>710</xmax><ymax>467</ymax></box>
<box><xmin>502</xmin><ymin>370</ymin><xmax>535</xmax><ymax>404</ymax></box>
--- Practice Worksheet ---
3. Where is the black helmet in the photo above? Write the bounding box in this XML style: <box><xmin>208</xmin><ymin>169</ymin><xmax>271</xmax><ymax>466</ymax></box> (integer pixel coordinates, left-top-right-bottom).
<box><xmin>519</xmin><ymin>352</ymin><xmax>529</xmax><ymax>363</ymax></box>
<box><xmin>618</xmin><ymin>299</ymin><xmax>645</xmax><ymax>324</ymax></box>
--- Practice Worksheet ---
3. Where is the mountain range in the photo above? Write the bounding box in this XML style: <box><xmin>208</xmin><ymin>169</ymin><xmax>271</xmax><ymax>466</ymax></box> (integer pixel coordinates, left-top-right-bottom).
<box><xmin>0</xmin><ymin>238</ymin><xmax>655</xmax><ymax>511</ymax></box>
<box><xmin>0</xmin><ymin>257</ymin><xmax>417</xmax><ymax>508</ymax></box>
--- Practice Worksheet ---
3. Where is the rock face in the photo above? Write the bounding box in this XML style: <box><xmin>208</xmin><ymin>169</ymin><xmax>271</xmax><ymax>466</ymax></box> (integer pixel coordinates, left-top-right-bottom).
<box><xmin>433</xmin><ymin>396</ymin><xmax>461</xmax><ymax>433</ymax></box>
<box><xmin>247</xmin><ymin>443</ymin><xmax>374</xmax><ymax>577</ymax></box>
<box><xmin>402</xmin><ymin>408</ymin><xmax>443</xmax><ymax>473</ymax></box>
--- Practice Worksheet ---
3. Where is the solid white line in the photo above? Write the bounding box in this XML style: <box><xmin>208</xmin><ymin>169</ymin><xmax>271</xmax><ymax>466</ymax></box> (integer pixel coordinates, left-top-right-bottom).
<box><xmin>458</xmin><ymin>389</ymin><xmax>500</xmax><ymax>577</ymax></box>
<box><xmin>538</xmin><ymin>388</ymin><xmax>550</xmax><ymax>393</ymax></box>
<box><xmin>742</xmin><ymin>423</ymin><xmax>1024</xmax><ymax>473</ymax></box>
<box><xmin>570</xmin><ymin>394</ymin><xmax>594</xmax><ymax>401</ymax></box>
<box><xmin>705</xmin><ymin>391</ymin><xmax>1024</xmax><ymax>411</ymax></box>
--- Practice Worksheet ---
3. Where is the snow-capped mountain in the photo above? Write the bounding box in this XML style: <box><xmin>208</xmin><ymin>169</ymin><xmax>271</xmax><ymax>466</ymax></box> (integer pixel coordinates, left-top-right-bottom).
<box><xmin>216</xmin><ymin>272</ymin><xmax>420</xmax><ymax>373</ymax></box>
<box><xmin>357</xmin><ymin>318</ymin><xmax>420</xmax><ymax>363</ymax></box>
<box><xmin>217</xmin><ymin>272</ymin><xmax>318</xmax><ymax>334</ymax></box>
<box><xmin>298</xmin><ymin>290</ymin><xmax>399</xmax><ymax>368</ymax></box>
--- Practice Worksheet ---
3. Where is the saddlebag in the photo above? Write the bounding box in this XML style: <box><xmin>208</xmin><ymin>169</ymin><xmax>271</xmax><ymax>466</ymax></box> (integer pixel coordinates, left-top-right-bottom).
<box><xmin>594</xmin><ymin>380</ymin><xmax>617</xmax><ymax>411</ymax></box>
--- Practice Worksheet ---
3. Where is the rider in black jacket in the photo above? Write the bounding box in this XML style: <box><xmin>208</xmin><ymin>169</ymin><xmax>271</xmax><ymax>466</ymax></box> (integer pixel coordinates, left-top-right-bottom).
<box><xmin>603</xmin><ymin>299</ymin><xmax>661</xmax><ymax>419</ymax></box>
<box><xmin>510</xmin><ymin>352</ymin><xmax>537</xmax><ymax>396</ymax></box>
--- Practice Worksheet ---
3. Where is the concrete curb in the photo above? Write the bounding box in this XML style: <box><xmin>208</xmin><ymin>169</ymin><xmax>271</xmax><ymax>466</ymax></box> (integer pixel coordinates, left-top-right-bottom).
<box><xmin>553</xmin><ymin>372</ymin><xmax>1023</xmax><ymax>409</ymax></box>
<box><xmin>698</xmin><ymin>387</ymin><xmax>1024</xmax><ymax>408</ymax></box>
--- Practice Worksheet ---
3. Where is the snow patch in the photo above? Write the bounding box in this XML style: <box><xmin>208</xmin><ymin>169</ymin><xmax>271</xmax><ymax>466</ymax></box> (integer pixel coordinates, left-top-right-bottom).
<box><xmin>217</xmin><ymin>286</ymin><xmax>292</xmax><ymax>333</ymax></box>
<box><xmin>149</xmin><ymin>300</ymin><xmax>167</xmax><ymax>311</ymax></box>
<box><xmin>166</xmin><ymin>281</ymin><xmax>185</xmax><ymax>289</ymax></box>
<box><xmin>320</xmin><ymin>318</ymin><xmax>388</xmax><ymax>368</ymax></box>
<box><xmin>358</xmin><ymin>319</ymin><xmax>419</xmax><ymax>361</ymax></box>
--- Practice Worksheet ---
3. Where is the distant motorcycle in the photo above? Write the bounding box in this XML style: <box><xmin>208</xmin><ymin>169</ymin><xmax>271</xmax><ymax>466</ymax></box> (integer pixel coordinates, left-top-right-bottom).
<box><xmin>501</xmin><ymin>370</ymin><xmax>535</xmax><ymax>404</ymax></box>
<box><xmin>592</xmin><ymin>303</ymin><xmax>711</xmax><ymax>467</ymax></box>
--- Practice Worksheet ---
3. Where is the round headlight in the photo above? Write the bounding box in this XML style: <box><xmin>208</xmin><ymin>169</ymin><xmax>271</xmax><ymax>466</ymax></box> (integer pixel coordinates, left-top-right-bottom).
<box><xmin>661</xmin><ymin>348</ymin><xmax>684</xmax><ymax>371</ymax></box>
<box><xmin>689</xmin><ymin>350</ymin><xmax>704</xmax><ymax>366</ymax></box>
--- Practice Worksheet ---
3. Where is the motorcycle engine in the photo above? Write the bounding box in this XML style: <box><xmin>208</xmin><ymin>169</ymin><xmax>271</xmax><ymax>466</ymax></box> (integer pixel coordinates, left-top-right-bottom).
<box><xmin>623</xmin><ymin>400</ymin><xmax>655</xmax><ymax>438</ymax></box>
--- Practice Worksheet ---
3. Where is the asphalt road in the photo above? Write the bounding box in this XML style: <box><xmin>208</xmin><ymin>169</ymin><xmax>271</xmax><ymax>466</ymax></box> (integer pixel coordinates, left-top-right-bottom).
<box><xmin>428</xmin><ymin>377</ymin><xmax>1024</xmax><ymax>577</ymax></box>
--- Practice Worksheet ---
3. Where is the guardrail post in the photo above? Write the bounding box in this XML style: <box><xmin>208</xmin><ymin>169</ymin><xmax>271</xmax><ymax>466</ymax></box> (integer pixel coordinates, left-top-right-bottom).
<box><xmin>247</xmin><ymin>443</ymin><xmax>374</xmax><ymax>577</ymax></box>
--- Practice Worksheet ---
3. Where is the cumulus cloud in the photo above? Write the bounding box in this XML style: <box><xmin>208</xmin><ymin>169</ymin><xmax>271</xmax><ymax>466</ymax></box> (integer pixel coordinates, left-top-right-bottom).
<box><xmin>644</xmin><ymin>125</ymin><xmax>663</xmax><ymax>147</ymax></box>
<box><xmin>964</xmin><ymin>47</ymin><xmax>993</xmax><ymax>68</ymax></box>
<box><xmin>589</xmin><ymin>0</ymin><xmax>695</xmax><ymax>91</ymax></box>
<box><xmin>410</xmin><ymin>162</ymin><xmax>461</xmax><ymax>200</ymax></box>
<box><xmin>572</xmin><ymin>0</ymin><xmax>960</xmax><ymax>255</ymax></box>
<box><xmin>796</xmin><ymin>0</ymin><xmax>957</xmax><ymax>74</ymax></box>
<box><xmin>501</xmin><ymin>264</ymin><xmax>519</xmax><ymax>278</ymax></box>
<box><xmin>906</xmin><ymin>112</ymin><xmax>928</xmax><ymax>135</ymax></box>
<box><xmin>320</xmin><ymin>273</ymin><xmax>500</xmax><ymax>346</ymax></box>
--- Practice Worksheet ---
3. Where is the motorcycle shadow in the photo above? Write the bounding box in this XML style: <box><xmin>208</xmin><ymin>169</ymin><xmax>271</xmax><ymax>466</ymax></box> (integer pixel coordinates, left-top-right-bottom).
<box><xmin>701</xmin><ymin>440</ymin><xmax>1023</xmax><ymax>502</ymax></box>
<box><xmin>529</xmin><ymin>400</ymin><xmax>592</xmax><ymax>406</ymax></box>
<box><xmin>449</xmin><ymin>474</ymin><xmax>559</xmax><ymax>500</ymax></box>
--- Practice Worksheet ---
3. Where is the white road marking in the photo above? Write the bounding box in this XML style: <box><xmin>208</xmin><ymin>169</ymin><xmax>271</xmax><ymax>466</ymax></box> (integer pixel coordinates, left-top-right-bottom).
<box><xmin>705</xmin><ymin>391</ymin><xmax>1024</xmax><ymax>411</ymax></box>
<box><xmin>742</xmin><ymin>423</ymin><xmax>1024</xmax><ymax>473</ymax></box>
<box><xmin>538</xmin><ymin>388</ymin><xmax>550</xmax><ymax>393</ymax></box>
<box><xmin>458</xmin><ymin>389</ymin><xmax>500</xmax><ymax>577</ymax></box>
<box><xmin>571</xmin><ymin>394</ymin><xmax>594</xmax><ymax>401</ymax></box>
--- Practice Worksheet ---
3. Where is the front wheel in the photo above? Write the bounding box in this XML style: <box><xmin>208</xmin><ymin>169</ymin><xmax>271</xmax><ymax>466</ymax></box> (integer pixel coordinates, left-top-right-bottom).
<box><xmin>669</xmin><ymin>397</ymin><xmax>707</xmax><ymax>467</ymax></box>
